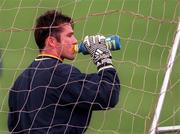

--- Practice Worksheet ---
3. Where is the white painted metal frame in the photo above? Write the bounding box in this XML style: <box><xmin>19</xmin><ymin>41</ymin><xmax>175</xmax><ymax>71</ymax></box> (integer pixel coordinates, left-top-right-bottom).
<box><xmin>149</xmin><ymin>19</ymin><xmax>180</xmax><ymax>134</ymax></box>
<box><xmin>158</xmin><ymin>125</ymin><xmax>180</xmax><ymax>133</ymax></box>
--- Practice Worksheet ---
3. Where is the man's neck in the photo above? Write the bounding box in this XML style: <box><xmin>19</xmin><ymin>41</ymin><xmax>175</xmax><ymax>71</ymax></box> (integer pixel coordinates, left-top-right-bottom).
<box><xmin>39</xmin><ymin>51</ymin><xmax>63</xmax><ymax>62</ymax></box>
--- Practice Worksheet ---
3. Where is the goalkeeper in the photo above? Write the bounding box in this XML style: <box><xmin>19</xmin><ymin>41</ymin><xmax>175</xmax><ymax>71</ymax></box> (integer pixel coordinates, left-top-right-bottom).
<box><xmin>8</xmin><ymin>10</ymin><xmax>120</xmax><ymax>134</ymax></box>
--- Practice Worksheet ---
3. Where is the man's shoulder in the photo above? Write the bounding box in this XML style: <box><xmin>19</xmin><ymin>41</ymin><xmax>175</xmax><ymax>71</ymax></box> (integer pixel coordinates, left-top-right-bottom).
<box><xmin>56</xmin><ymin>62</ymin><xmax>81</xmax><ymax>74</ymax></box>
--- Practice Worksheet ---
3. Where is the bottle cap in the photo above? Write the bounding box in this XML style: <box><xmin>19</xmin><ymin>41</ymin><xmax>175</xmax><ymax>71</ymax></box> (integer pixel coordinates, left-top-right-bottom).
<box><xmin>73</xmin><ymin>44</ymin><xmax>79</xmax><ymax>53</ymax></box>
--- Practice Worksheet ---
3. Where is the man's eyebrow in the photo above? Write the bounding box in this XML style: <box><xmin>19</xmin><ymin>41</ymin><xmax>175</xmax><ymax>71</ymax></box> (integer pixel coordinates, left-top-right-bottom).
<box><xmin>67</xmin><ymin>32</ymin><xmax>74</xmax><ymax>35</ymax></box>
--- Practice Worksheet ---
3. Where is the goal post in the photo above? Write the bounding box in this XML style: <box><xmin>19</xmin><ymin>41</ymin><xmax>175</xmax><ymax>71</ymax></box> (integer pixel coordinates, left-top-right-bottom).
<box><xmin>158</xmin><ymin>125</ymin><xmax>180</xmax><ymax>133</ymax></box>
<box><xmin>149</xmin><ymin>19</ymin><xmax>180</xmax><ymax>134</ymax></box>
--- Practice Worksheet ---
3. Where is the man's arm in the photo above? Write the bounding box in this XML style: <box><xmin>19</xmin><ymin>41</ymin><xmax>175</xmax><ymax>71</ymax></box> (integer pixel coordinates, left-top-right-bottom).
<box><xmin>55</xmin><ymin>64</ymin><xmax>120</xmax><ymax>110</ymax></box>
<box><xmin>55</xmin><ymin>34</ymin><xmax>120</xmax><ymax>110</ymax></box>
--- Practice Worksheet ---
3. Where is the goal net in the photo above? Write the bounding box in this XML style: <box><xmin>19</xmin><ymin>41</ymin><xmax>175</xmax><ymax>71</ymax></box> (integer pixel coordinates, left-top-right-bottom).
<box><xmin>0</xmin><ymin>0</ymin><xmax>179</xmax><ymax>133</ymax></box>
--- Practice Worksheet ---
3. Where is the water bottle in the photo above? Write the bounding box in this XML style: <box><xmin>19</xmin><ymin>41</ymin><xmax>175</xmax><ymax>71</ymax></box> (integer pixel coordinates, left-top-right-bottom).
<box><xmin>74</xmin><ymin>35</ymin><xmax>121</xmax><ymax>55</ymax></box>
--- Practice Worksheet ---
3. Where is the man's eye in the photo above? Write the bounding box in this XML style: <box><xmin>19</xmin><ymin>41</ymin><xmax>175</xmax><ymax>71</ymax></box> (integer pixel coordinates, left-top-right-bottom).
<box><xmin>67</xmin><ymin>34</ymin><xmax>73</xmax><ymax>37</ymax></box>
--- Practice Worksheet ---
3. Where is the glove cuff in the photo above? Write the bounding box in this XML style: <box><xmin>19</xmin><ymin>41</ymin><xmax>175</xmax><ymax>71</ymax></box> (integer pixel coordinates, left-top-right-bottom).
<box><xmin>97</xmin><ymin>58</ymin><xmax>113</xmax><ymax>71</ymax></box>
<box><xmin>98</xmin><ymin>65</ymin><xmax>114</xmax><ymax>72</ymax></box>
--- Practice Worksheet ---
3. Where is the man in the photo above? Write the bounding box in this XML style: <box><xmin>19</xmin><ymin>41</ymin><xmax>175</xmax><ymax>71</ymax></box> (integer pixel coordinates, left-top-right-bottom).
<box><xmin>8</xmin><ymin>10</ymin><xmax>120</xmax><ymax>134</ymax></box>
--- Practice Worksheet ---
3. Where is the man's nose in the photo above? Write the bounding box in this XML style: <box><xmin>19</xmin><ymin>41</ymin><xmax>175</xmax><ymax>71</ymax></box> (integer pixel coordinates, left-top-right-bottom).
<box><xmin>73</xmin><ymin>37</ymin><xmax>78</xmax><ymax>45</ymax></box>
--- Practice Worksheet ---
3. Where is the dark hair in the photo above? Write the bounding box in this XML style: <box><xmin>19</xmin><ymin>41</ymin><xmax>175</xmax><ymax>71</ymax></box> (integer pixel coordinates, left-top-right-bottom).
<box><xmin>34</xmin><ymin>10</ymin><xmax>73</xmax><ymax>51</ymax></box>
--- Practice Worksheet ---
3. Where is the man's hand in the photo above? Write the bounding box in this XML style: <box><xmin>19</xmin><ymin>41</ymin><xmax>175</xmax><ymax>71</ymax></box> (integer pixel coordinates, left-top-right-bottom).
<box><xmin>83</xmin><ymin>35</ymin><xmax>113</xmax><ymax>71</ymax></box>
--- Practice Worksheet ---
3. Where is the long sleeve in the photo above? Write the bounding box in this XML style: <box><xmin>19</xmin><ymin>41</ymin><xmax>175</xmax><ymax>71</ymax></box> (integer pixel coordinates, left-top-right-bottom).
<box><xmin>53</xmin><ymin>64</ymin><xmax>120</xmax><ymax>110</ymax></box>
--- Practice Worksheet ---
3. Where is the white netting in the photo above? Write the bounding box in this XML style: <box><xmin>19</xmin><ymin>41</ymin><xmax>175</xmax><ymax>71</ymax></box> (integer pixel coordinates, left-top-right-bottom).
<box><xmin>0</xmin><ymin>0</ymin><xmax>179</xmax><ymax>134</ymax></box>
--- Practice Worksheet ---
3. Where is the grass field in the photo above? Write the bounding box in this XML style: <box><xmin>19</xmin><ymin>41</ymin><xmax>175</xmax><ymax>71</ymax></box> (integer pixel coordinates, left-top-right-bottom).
<box><xmin>0</xmin><ymin>0</ymin><xmax>180</xmax><ymax>133</ymax></box>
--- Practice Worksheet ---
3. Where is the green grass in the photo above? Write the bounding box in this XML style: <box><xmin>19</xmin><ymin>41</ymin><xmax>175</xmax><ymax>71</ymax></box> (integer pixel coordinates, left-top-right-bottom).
<box><xmin>0</xmin><ymin>0</ymin><xmax>180</xmax><ymax>133</ymax></box>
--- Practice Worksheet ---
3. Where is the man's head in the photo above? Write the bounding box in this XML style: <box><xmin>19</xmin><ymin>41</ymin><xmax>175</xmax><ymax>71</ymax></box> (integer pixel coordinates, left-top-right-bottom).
<box><xmin>34</xmin><ymin>10</ymin><xmax>77</xmax><ymax>60</ymax></box>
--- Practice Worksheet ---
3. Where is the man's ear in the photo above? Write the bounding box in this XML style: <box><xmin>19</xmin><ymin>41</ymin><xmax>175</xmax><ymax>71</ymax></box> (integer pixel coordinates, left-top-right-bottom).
<box><xmin>46</xmin><ymin>36</ymin><xmax>57</xmax><ymax>47</ymax></box>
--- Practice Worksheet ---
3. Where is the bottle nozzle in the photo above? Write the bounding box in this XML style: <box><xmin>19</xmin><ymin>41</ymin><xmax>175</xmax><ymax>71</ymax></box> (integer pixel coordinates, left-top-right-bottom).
<box><xmin>73</xmin><ymin>44</ymin><xmax>79</xmax><ymax>53</ymax></box>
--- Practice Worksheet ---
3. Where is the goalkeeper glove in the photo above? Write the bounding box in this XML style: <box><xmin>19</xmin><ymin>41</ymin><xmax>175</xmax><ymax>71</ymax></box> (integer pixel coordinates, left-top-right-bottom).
<box><xmin>83</xmin><ymin>35</ymin><xmax>113</xmax><ymax>71</ymax></box>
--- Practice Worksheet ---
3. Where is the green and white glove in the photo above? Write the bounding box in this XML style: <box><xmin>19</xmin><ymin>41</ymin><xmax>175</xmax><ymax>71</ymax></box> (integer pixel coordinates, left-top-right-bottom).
<box><xmin>83</xmin><ymin>35</ymin><xmax>113</xmax><ymax>71</ymax></box>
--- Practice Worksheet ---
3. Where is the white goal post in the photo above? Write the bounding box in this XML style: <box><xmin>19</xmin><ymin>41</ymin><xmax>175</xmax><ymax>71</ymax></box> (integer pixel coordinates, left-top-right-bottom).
<box><xmin>158</xmin><ymin>125</ymin><xmax>180</xmax><ymax>133</ymax></box>
<box><xmin>149</xmin><ymin>19</ymin><xmax>180</xmax><ymax>134</ymax></box>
